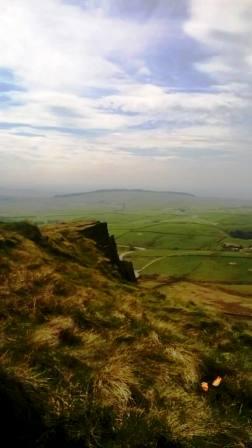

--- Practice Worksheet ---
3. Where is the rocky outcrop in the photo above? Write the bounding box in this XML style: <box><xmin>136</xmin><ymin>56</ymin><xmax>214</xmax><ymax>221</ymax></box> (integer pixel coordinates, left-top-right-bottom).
<box><xmin>79</xmin><ymin>222</ymin><xmax>120</xmax><ymax>263</ymax></box>
<box><xmin>118</xmin><ymin>259</ymin><xmax>136</xmax><ymax>282</ymax></box>
<box><xmin>78</xmin><ymin>221</ymin><xmax>136</xmax><ymax>282</ymax></box>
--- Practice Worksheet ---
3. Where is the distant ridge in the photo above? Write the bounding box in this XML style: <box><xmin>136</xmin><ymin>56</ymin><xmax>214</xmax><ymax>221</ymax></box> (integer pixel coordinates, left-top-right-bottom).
<box><xmin>54</xmin><ymin>189</ymin><xmax>195</xmax><ymax>198</ymax></box>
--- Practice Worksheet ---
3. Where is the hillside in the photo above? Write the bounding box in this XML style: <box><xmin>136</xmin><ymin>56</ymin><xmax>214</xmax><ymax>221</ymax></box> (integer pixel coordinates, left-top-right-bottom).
<box><xmin>0</xmin><ymin>221</ymin><xmax>251</xmax><ymax>447</ymax></box>
<box><xmin>54</xmin><ymin>189</ymin><xmax>196</xmax><ymax>198</ymax></box>
<box><xmin>0</xmin><ymin>189</ymin><xmax>197</xmax><ymax>219</ymax></box>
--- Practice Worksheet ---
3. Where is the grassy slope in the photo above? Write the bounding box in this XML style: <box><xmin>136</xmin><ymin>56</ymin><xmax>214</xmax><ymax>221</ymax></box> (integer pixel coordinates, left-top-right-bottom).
<box><xmin>0</xmin><ymin>221</ymin><xmax>251</xmax><ymax>447</ymax></box>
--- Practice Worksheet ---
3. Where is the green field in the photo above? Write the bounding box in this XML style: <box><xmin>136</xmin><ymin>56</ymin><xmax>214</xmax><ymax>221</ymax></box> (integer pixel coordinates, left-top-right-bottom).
<box><xmin>110</xmin><ymin>209</ymin><xmax>252</xmax><ymax>285</ymax></box>
<box><xmin>131</xmin><ymin>253</ymin><xmax>252</xmax><ymax>282</ymax></box>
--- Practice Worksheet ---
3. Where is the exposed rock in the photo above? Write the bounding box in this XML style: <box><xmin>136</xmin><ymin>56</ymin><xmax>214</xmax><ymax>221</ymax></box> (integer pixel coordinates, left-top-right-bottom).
<box><xmin>119</xmin><ymin>259</ymin><xmax>136</xmax><ymax>282</ymax></box>
<box><xmin>78</xmin><ymin>221</ymin><xmax>136</xmax><ymax>282</ymax></box>
<box><xmin>79</xmin><ymin>222</ymin><xmax>120</xmax><ymax>263</ymax></box>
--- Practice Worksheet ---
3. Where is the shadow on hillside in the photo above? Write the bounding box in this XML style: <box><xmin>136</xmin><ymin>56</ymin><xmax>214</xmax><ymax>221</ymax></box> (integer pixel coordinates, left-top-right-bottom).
<box><xmin>0</xmin><ymin>368</ymin><xmax>87</xmax><ymax>448</ymax></box>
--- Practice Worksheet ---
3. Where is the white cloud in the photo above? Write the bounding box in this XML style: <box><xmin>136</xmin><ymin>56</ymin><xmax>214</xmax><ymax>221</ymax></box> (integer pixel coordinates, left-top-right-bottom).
<box><xmin>0</xmin><ymin>0</ymin><xmax>164</xmax><ymax>91</ymax></box>
<box><xmin>0</xmin><ymin>0</ymin><xmax>251</xmax><ymax>197</ymax></box>
<box><xmin>99</xmin><ymin>83</ymin><xmax>244</xmax><ymax>116</ymax></box>
<box><xmin>184</xmin><ymin>0</ymin><xmax>252</xmax><ymax>83</ymax></box>
<box><xmin>185</xmin><ymin>0</ymin><xmax>252</xmax><ymax>36</ymax></box>
<box><xmin>0</xmin><ymin>0</ymin><xmax>167</xmax><ymax>132</ymax></box>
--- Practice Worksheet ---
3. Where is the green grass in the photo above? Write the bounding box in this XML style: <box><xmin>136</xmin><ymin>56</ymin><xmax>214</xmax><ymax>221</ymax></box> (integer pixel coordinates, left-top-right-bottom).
<box><xmin>132</xmin><ymin>253</ymin><xmax>252</xmax><ymax>283</ymax></box>
<box><xmin>107</xmin><ymin>209</ymin><xmax>252</xmax><ymax>286</ymax></box>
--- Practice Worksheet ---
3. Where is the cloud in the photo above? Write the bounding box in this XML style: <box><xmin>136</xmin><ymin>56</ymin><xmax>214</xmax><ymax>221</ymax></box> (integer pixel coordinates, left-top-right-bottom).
<box><xmin>184</xmin><ymin>0</ymin><xmax>252</xmax><ymax>83</ymax></box>
<box><xmin>0</xmin><ymin>0</ymin><xmax>166</xmax><ymax>91</ymax></box>
<box><xmin>0</xmin><ymin>0</ymin><xmax>251</xmax><ymax>197</ymax></box>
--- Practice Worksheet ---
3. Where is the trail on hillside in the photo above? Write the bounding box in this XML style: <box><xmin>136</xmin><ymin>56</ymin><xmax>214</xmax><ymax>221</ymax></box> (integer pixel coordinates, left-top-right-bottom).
<box><xmin>138</xmin><ymin>257</ymin><xmax>166</xmax><ymax>273</ymax></box>
<box><xmin>119</xmin><ymin>246</ymin><xmax>164</xmax><ymax>275</ymax></box>
<box><xmin>119</xmin><ymin>246</ymin><xmax>146</xmax><ymax>261</ymax></box>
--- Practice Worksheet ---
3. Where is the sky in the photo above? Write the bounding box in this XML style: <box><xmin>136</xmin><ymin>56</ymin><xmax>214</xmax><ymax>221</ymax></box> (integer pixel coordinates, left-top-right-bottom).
<box><xmin>0</xmin><ymin>0</ymin><xmax>251</xmax><ymax>198</ymax></box>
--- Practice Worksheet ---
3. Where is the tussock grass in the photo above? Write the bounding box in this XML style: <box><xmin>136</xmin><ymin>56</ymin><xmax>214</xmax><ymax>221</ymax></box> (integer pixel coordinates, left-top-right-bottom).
<box><xmin>92</xmin><ymin>356</ymin><xmax>136</xmax><ymax>411</ymax></box>
<box><xmin>31</xmin><ymin>316</ymin><xmax>75</xmax><ymax>348</ymax></box>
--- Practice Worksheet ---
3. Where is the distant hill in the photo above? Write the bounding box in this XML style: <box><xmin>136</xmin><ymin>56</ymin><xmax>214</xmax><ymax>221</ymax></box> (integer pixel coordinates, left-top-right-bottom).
<box><xmin>51</xmin><ymin>188</ymin><xmax>198</xmax><ymax>212</ymax></box>
<box><xmin>54</xmin><ymin>188</ymin><xmax>195</xmax><ymax>198</ymax></box>
<box><xmin>1</xmin><ymin>188</ymin><xmax>251</xmax><ymax>220</ymax></box>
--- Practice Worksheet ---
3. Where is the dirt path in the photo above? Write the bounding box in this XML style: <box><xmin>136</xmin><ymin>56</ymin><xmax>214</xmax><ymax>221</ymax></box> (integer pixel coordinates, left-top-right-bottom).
<box><xmin>119</xmin><ymin>246</ymin><xmax>163</xmax><ymax>276</ymax></box>
<box><xmin>119</xmin><ymin>246</ymin><xmax>146</xmax><ymax>261</ymax></box>
<box><xmin>138</xmin><ymin>257</ymin><xmax>165</xmax><ymax>273</ymax></box>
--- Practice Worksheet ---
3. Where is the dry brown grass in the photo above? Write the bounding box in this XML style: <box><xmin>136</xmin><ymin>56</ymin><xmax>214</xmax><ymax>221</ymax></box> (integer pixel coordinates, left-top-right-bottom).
<box><xmin>31</xmin><ymin>316</ymin><xmax>75</xmax><ymax>347</ymax></box>
<box><xmin>92</xmin><ymin>355</ymin><xmax>136</xmax><ymax>411</ymax></box>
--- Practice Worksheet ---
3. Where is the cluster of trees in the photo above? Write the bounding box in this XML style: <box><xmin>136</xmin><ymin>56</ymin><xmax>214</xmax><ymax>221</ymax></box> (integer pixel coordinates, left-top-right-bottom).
<box><xmin>230</xmin><ymin>229</ymin><xmax>252</xmax><ymax>239</ymax></box>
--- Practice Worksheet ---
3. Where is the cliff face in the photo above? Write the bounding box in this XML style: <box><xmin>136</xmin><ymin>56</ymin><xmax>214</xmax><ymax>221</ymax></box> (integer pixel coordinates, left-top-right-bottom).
<box><xmin>77</xmin><ymin>221</ymin><xmax>136</xmax><ymax>282</ymax></box>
